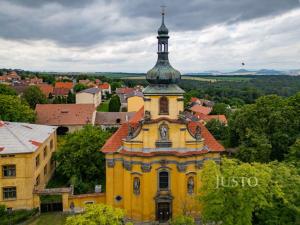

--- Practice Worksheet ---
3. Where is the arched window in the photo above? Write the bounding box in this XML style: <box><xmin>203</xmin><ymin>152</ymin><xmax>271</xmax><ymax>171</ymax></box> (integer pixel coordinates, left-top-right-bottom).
<box><xmin>159</xmin><ymin>171</ymin><xmax>169</xmax><ymax>190</ymax></box>
<box><xmin>159</xmin><ymin>97</ymin><xmax>169</xmax><ymax>115</ymax></box>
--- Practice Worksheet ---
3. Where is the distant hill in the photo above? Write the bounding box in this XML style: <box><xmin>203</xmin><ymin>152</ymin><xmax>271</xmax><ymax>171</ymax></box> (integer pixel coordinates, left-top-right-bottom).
<box><xmin>256</xmin><ymin>69</ymin><xmax>285</xmax><ymax>75</ymax></box>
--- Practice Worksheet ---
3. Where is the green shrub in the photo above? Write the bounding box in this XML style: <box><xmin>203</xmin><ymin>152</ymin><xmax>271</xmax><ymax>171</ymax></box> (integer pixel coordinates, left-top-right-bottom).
<box><xmin>0</xmin><ymin>204</ymin><xmax>6</xmax><ymax>217</ymax></box>
<box><xmin>0</xmin><ymin>208</ymin><xmax>38</xmax><ymax>225</ymax></box>
<box><xmin>169</xmin><ymin>215</ymin><xmax>195</xmax><ymax>225</ymax></box>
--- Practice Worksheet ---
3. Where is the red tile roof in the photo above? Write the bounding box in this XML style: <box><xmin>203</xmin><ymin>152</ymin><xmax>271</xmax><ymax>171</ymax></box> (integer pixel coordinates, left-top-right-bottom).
<box><xmin>35</xmin><ymin>104</ymin><xmax>95</xmax><ymax>126</ymax></box>
<box><xmin>99</xmin><ymin>82</ymin><xmax>110</xmax><ymax>90</ymax></box>
<box><xmin>37</xmin><ymin>84</ymin><xmax>53</xmax><ymax>97</ymax></box>
<box><xmin>190</xmin><ymin>97</ymin><xmax>201</xmax><ymax>103</ymax></box>
<box><xmin>53</xmin><ymin>88</ymin><xmax>69</xmax><ymax>96</ymax></box>
<box><xmin>190</xmin><ymin>105</ymin><xmax>212</xmax><ymax>115</ymax></box>
<box><xmin>101</xmin><ymin>107</ymin><xmax>224</xmax><ymax>154</ymax></box>
<box><xmin>130</xmin><ymin>106</ymin><xmax>144</xmax><ymax>123</ymax></box>
<box><xmin>116</xmin><ymin>87</ymin><xmax>135</xmax><ymax>94</ymax></box>
<box><xmin>195</xmin><ymin>113</ymin><xmax>227</xmax><ymax>124</ymax></box>
<box><xmin>55</xmin><ymin>82</ymin><xmax>73</xmax><ymax>89</ymax></box>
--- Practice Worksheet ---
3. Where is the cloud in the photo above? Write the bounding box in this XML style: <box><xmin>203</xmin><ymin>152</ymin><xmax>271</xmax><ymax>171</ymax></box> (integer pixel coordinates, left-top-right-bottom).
<box><xmin>0</xmin><ymin>0</ymin><xmax>300</xmax><ymax>71</ymax></box>
<box><xmin>1</xmin><ymin>8</ymin><xmax>300</xmax><ymax>72</ymax></box>
<box><xmin>0</xmin><ymin>0</ymin><xmax>299</xmax><ymax>46</ymax></box>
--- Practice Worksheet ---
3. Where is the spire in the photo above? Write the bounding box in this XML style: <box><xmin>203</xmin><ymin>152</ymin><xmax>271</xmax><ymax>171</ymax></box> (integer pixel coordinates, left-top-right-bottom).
<box><xmin>158</xmin><ymin>6</ymin><xmax>168</xmax><ymax>35</ymax></box>
<box><xmin>146</xmin><ymin>7</ymin><xmax>181</xmax><ymax>85</ymax></box>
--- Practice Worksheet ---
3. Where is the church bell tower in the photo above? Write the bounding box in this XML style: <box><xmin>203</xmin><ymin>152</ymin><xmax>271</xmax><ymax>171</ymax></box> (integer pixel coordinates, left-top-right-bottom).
<box><xmin>144</xmin><ymin>9</ymin><xmax>185</xmax><ymax>120</ymax></box>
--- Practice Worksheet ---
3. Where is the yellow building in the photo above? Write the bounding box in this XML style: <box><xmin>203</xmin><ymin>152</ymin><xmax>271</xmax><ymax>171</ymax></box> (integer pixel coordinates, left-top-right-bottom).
<box><xmin>101</xmin><ymin>11</ymin><xmax>224</xmax><ymax>223</ymax></box>
<box><xmin>0</xmin><ymin>121</ymin><xmax>57</xmax><ymax>210</ymax></box>
<box><xmin>127</xmin><ymin>92</ymin><xmax>144</xmax><ymax>112</ymax></box>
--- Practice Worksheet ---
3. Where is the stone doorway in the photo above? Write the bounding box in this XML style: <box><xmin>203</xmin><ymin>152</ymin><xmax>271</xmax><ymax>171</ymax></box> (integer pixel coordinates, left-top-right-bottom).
<box><xmin>156</xmin><ymin>202</ymin><xmax>171</xmax><ymax>222</ymax></box>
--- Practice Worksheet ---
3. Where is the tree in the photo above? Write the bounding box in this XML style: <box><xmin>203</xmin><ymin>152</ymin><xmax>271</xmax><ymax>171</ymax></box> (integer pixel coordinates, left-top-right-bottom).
<box><xmin>236</xmin><ymin>131</ymin><xmax>272</xmax><ymax>163</ymax></box>
<box><xmin>23</xmin><ymin>86</ymin><xmax>47</xmax><ymax>109</ymax></box>
<box><xmin>253</xmin><ymin>162</ymin><xmax>300</xmax><ymax>225</ymax></box>
<box><xmin>0</xmin><ymin>84</ymin><xmax>17</xmax><ymax>96</ymax></box>
<box><xmin>228</xmin><ymin>94</ymin><xmax>300</xmax><ymax>162</ymax></box>
<box><xmin>110</xmin><ymin>81</ymin><xmax>122</xmax><ymax>91</ymax></box>
<box><xmin>55</xmin><ymin>125</ymin><xmax>111</xmax><ymax>194</ymax></box>
<box><xmin>0</xmin><ymin>94</ymin><xmax>36</xmax><ymax>122</ymax></box>
<box><xmin>210</xmin><ymin>103</ymin><xmax>230</xmax><ymax>116</ymax></box>
<box><xmin>199</xmin><ymin>158</ymin><xmax>282</xmax><ymax>225</ymax></box>
<box><xmin>65</xmin><ymin>204</ymin><xmax>125</xmax><ymax>225</ymax></box>
<box><xmin>205</xmin><ymin>119</ymin><xmax>228</xmax><ymax>141</ymax></box>
<box><xmin>108</xmin><ymin>95</ymin><xmax>121</xmax><ymax>112</ymax></box>
<box><xmin>73</xmin><ymin>83</ymin><xmax>88</xmax><ymax>93</ymax></box>
<box><xmin>285</xmin><ymin>138</ymin><xmax>300</xmax><ymax>167</ymax></box>
<box><xmin>170</xmin><ymin>215</ymin><xmax>195</xmax><ymax>225</ymax></box>
<box><xmin>67</xmin><ymin>91</ymin><xmax>75</xmax><ymax>103</ymax></box>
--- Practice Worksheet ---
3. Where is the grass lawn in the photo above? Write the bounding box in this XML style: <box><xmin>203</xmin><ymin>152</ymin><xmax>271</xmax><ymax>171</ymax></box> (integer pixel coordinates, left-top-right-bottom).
<box><xmin>97</xmin><ymin>100</ymin><xmax>109</xmax><ymax>112</ymax></box>
<box><xmin>27</xmin><ymin>213</ymin><xmax>68</xmax><ymax>225</ymax></box>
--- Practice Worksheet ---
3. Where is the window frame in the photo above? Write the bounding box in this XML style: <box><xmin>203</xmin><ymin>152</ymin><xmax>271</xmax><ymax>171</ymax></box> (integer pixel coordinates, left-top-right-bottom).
<box><xmin>2</xmin><ymin>165</ymin><xmax>16</xmax><ymax>178</ymax></box>
<box><xmin>43</xmin><ymin>146</ymin><xmax>48</xmax><ymax>158</ymax></box>
<box><xmin>159</xmin><ymin>96</ymin><xmax>169</xmax><ymax>115</ymax></box>
<box><xmin>35</xmin><ymin>154</ymin><xmax>40</xmax><ymax>168</ymax></box>
<box><xmin>158</xmin><ymin>170</ymin><xmax>170</xmax><ymax>190</ymax></box>
<box><xmin>3</xmin><ymin>187</ymin><xmax>17</xmax><ymax>200</ymax></box>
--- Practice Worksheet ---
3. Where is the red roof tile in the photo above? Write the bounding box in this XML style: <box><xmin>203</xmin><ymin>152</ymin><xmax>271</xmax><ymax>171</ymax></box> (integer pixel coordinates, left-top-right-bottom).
<box><xmin>99</xmin><ymin>82</ymin><xmax>110</xmax><ymax>89</ymax></box>
<box><xmin>37</xmin><ymin>84</ymin><xmax>53</xmax><ymax>97</ymax></box>
<box><xmin>35</xmin><ymin>104</ymin><xmax>95</xmax><ymax>126</ymax></box>
<box><xmin>53</xmin><ymin>88</ymin><xmax>69</xmax><ymax>96</ymax></box>
<box><xmin>130</xmin><ymin>107</ymin><xmax>144</xmax><ymax>123</ymax></box>
<box><xmin>190</xmin><ymin>105</ymin><xmax>212</xmax><ymax>115</ymax></box>
<box><xmin>55</xmin><ymin>82</ymin><xmax>73</xmax><ymax>89</ymax></box>
<box><xmin>196</xmin><ymin>113</ymin><xmax>227</xmax><ymax>124</ymax></box>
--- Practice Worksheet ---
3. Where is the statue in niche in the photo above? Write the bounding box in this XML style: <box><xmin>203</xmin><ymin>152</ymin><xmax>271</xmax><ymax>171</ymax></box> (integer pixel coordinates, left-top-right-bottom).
<box><xmin>159</xmin><ymin>123</ymin><xmax>169</xmax><ymax>141</ymax></box>
<box><xmin>128</xmin><ymin>124</ymin><xmax>135</xmax><ymax>138</ymax></box>
<box><xmin>187</xmin><ymin>177</ymin><xmax>194</xmax><ymax>194</ymax></box>
<box><xmin>133</xmin><ymin>177</ymin><xmax>140</xmax><ymax>195</ymax></box>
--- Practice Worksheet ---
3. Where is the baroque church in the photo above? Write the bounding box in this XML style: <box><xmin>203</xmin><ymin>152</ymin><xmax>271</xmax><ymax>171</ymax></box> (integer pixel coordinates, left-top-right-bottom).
<box><xmin>101</xmin><ymin>11</ymin><xmax>224</xmax><ymax>223</ymax></box>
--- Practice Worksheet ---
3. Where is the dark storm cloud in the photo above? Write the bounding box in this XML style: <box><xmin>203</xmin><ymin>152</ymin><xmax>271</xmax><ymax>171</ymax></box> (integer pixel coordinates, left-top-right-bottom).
<box><xmin>7</xmin><ymin>0</ymin><xmax>97</xmax><ymax>8</ymax></box>
<box><xmin>0</xmin><ymin>0</ymin><xmax>299</xmax><ymax>46</ymax></box>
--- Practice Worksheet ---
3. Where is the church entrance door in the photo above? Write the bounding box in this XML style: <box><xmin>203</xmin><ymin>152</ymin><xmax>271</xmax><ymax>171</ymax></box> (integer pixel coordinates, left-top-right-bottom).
<box><xmin>157</xmin><ymin>202</ymin><xmax>171</xmax><ymax>222</ymax></box>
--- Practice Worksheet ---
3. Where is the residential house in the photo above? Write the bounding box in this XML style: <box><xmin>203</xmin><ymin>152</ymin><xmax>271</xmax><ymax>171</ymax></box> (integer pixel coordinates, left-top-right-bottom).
<box><xmin>99</xmin><ymin>82</ymin><xmax>111</xmax><ymax>98</ymax></box>
<box><xmin>76</xmin><ymin>87</ymin><xmax>102</xmax><ymax>107</ymax></box>
<box><xmin>35</xmin><ymin>104</ymin><xmax>96</xmax><ymax>134</ymax></box>
<box><xmin>0</xmin><ymin>121</ymin><xmax>57</xmax><ymax>210</ymax></box>
<box><xmin>190</xmin><ymin>104</ymin><xmax>212</xmax><ymax>115</ymax></box>
<box><xmin>37</xmin><ymin>84</ymin><xmax>54</xmax><ymax>98</ymax></box>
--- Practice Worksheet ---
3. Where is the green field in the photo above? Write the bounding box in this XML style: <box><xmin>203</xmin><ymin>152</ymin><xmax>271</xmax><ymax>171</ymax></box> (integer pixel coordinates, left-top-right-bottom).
<box><xmin>27</xmin><ymin>213</ymin><xmax>68</xmax><ymax>225</ymax></box>
<box><xmin>122</xmin><ymin>75</ymin><xmax>252</xmax><ymax>82</ymax></box>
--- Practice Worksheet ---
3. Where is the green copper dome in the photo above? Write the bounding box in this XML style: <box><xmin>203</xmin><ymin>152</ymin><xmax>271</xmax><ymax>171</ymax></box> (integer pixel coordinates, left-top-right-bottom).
<box><xmin>146</xmin><ymin>58</ymin><xmax>181</xmax><ymax>84</ymax></box>
<box><xmin>146</xmin><ymin>11</ymin><xmax>181</xmax><ymax>84</ymax></box>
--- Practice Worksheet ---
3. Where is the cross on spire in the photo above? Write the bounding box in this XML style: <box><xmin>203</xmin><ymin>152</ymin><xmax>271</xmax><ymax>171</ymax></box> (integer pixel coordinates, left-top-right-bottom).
<box><xmin>161</xmin><ymin>5</ymin><xmax>166</xmax><ymax>15</ymax></box>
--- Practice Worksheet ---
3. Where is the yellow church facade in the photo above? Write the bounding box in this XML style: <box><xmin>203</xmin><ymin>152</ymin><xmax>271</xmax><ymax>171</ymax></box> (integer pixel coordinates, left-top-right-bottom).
<box><xmin>101</xmin><ymin>11</ymin><xmax>224</xmax><ymax>223</ymax></box>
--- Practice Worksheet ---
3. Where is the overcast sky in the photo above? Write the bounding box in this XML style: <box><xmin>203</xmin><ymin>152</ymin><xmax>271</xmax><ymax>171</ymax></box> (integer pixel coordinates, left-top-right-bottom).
<box><xmin>0</xmin><ymin>0</ymin><xmax>300</xmax><ymax>72</ymax></box>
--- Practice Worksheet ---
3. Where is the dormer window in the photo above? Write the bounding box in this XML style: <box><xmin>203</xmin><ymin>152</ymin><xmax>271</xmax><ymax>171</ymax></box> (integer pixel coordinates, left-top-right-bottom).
<box><xmin>159</xmin><ymin>97</ymin><xmax>169</xmax><ymax>115</ymax></box>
